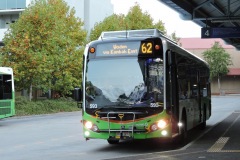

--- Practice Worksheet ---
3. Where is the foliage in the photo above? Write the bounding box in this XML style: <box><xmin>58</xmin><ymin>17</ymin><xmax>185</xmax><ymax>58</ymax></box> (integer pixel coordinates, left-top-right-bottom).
<box><xmin>89</xmin><ymin>3</ymin><xmax>167</xmax><ymax>41</ymax></box>
<box><xmin>203</xmin><ymin>41</ymin><xmax>232</xmax><ymax>79</ymax></box>
<box><xmin>0</xmin><ymin>54</ymin><xmax>2</xmax><ymax>65</ymax></box>
<box><xmin>90</xmin><ymin>14</ymin><xmax>126</xmax><ymax>41</ymax></box>
<box><xmin>15</xmin><ymin>96</ymin><xmax>80</xmax><ymax>116</ymax></box>
<box><xmin>125</xmin><ymin>4</ymin><xmax>154</xmax><ymax>29</ymax></box>
<box><xmin>170</xmin><ymin>32</ymin><xmax>180</xmax><ymax>43</ymax></box>
<box><xmin>1</xmin><ymin>0</ymin><xmax>87</xmax><ymax>98</ymax></box>
<box><xmin>153</xmin><ymin>20</ymin><xmax>167</xmax><ymax>34</ymax></box>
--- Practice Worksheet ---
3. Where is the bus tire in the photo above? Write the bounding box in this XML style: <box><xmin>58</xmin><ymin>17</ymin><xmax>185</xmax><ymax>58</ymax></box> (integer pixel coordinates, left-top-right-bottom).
<box><xmin>107</xmin><ymin>139</ymin><xmax>119</xmax><ymax>144</ymax></box>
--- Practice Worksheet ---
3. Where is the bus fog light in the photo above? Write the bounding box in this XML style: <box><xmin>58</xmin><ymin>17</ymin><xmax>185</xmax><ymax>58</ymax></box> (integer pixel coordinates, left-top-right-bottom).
<box><xmin>157</xmin><ymin>120</ymin><xmax>167</xmax><ymax>129</ymax></box>
<box><xmin>151</xmin><ymin>124</ymin><xmax>158</xmax><ymax>131</ymax></box>
<box><xmin>161</xmin><ymin>130</ymin><xmax>168</xmax><ymax>136</ymax></box>
<box><xmin>85</xmin><ymin>131</ymin><xmax>90</xmax><ymax>137</ymax></box>
<box><xmin>85</xmin><ymin>121</ymin><xmax>93</xmax><ymax>129</ymax></box>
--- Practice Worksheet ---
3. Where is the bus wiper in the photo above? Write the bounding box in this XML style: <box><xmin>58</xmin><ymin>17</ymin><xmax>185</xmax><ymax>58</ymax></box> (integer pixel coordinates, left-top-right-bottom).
<box><xmin>93</xmin><ymin>103</ymin><xmax>150</xmax><ymax>113</ymax></box>
<box><xmin>93</xmin><ymin>104</ymin><xmax>132</xmax><ymax>112</ymax></box>
<box><xmin>93</xmin><ymin>105</ymin><xmax>113</xmax><ymax>112</ymax></box>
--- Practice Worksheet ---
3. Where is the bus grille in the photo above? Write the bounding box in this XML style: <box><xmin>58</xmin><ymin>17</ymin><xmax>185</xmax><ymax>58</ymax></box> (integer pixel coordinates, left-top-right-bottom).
<box><xmin>98</xmin><ymin>111</ymin><xmax>146</xmax><ymax>121</ymax></box>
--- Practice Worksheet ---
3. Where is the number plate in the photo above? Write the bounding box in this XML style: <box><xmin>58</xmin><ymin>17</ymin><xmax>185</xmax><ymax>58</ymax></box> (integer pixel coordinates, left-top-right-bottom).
<box><xmin>115</xmin><ymin>132</ymin><xmax>130</xmax><ymax>138</ymax></box>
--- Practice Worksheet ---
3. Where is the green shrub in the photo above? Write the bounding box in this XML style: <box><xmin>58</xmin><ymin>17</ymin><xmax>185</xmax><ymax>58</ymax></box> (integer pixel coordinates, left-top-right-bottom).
<box><xmin>15</xmin><ymin>96</ymin><xmax>80</xmax><ymax>116</ymax></box>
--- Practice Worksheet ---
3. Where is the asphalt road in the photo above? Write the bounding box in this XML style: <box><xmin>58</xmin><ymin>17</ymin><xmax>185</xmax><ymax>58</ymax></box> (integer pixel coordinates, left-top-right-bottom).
<box><xmin>0</xmin><ymin>95</ymin><xmax>240</xmax><ymax>160</ymax></box>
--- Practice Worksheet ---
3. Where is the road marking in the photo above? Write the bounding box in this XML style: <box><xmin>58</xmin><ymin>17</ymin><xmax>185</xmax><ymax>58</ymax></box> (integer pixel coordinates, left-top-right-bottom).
<box><xmin>222</xmin><ymin>113</ymin><xmax>240</xmax><ymax>136</ymax></box>
<box><xmin>234</xmin><ymin>111</ymin><xmax>240</xmax><ymax>113</ymax></box>
<box><xmin>208</xmin><ymin>137</ymin><xmax>240</xmax><ymax>152</ymax></box>
<box><xmin>208</xmin><ymin>113</ymin><xmax>240</xmax><ymax>153</ymax></box>
<box><xmin>208</xmin><ymin>137</ymin><xmax>229</xmax><ymax>152</ymax></box>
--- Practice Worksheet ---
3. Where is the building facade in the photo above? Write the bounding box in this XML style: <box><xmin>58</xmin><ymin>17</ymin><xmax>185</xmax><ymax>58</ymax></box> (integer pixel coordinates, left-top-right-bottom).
<box><xmin>66</xmin><ymin>0</ymin><xmax>113</xmax><ymax>34</ymax></box>
<box><xmin>179</xmin><ymin>38</ymin><xmax>240</xmax><ymax>95</ymax></box>
<box><xmin>0</xmin><ymin>0</ymin><xmax>26</xmax><ymax>45</ymax></box>
<box><xmin>0</xmin><ymin>0</ymin><xmax>113</xmax><ymax>45</ymax></box>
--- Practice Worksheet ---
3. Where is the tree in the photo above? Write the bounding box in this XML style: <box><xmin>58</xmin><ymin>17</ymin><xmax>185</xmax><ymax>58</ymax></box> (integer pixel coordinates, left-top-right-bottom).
<box><xmin>1</xmin><ymin>0</ymin><xmax>87</xmax><ymax>100</ymax></box>
<box><xmin>125</xmin><ymin>4</ymin><xmax>156</xmax><ymax>30</ymax></box>
<box><xmin>90</xmin><ymin>14</ymin><xmax>126</xmax><ymax>41</ymax></box>
<box><xmin>170</xmin><ymin>32</ymin><xmax>180</xmax><ymax>43</ymax></box>
<box><xmin>203</xmin><ymin>41</ymin><xmax>232</xmax><ymax>94</ymax></box>
<box><xmin>90</xmin><ymin>3</ymin><xmax>167</xmax><ymax>41</ymax></box>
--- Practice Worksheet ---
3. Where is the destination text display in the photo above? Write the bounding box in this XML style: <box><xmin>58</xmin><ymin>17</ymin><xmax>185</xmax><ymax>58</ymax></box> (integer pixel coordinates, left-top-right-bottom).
<box><xmin>102</xmin><ymin>44</ymin><xmax>138</xmax><ymax>55</ymax></box>
<box><xmin>96</xmin><ymin>42</ymin><xmax>140</xmax><ymax>57</ymax></box>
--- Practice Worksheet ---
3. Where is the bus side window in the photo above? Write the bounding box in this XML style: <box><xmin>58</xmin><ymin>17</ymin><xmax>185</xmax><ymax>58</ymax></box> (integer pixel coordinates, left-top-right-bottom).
<box><xmin>189</xmin><ymin>70</ymin><xmax>198</xmax><ymax>98</ymax></box>
<box><xmin>177</xmin><ymin>66</ymin><xmax>188</xmax><ymax>100</ymax></box>
<box><xmin>3</xmin><ymin>75</ymin><xmax>12</xmax><ymax>99</ymax></box>
<box><xmin>199</xmin><ymin>68</ymin><xmax>210</xmax><ymax>97</ymax></box>
<box><xmin>178</xmin><ymin>79</ymin><xmax>187</xmax><ymax>100</ymax></box>
<box><xmin>187</xmin><ymin>81</ymin><xmax>191</xmax><ymax>98</ymax></box>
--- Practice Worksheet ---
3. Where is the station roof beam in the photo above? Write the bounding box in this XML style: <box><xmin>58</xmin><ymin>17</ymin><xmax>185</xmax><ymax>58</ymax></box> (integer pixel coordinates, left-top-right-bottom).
<box><xmin>160</xmin><ymin>0</ymin><xmax>240</xmax><ymax>50</ymax></box>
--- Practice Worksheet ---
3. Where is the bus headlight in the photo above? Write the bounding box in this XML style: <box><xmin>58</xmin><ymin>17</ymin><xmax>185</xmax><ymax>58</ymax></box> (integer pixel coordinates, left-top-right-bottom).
<box><xmin>84</xmin><ymin>121</ymin><xmax>99</xmax><ymax>132</ymax></box>
<box><xmin>157</xmin><ymin>120</ymin><xmax>167</xmax><ymax>129</ymax></box>
<box><xmin>85</xmin><ymin>121</ymin><xmax>93</xmax><ymax>129</ymax></box>
<box><xmin>92</xmin><ymin>124</ymin><xmax>99</xmax><ymax>132</ymax></box>
<box><xmin>150</xmin><ymin>124</ymin><xmax>158</xmax><ymax>131</ymax></box>
<box><xmin>150</xmin><ymin>119</ymin><xmax>168</xmax><ymax>132</ymax></box>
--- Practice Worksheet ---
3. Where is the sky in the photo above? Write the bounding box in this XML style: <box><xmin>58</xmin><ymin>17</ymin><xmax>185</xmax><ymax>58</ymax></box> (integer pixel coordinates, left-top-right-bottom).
<box><xmin>111</xmin><ymin>0</ymin><xmax>201</xmax><ymax>38</ymax></box>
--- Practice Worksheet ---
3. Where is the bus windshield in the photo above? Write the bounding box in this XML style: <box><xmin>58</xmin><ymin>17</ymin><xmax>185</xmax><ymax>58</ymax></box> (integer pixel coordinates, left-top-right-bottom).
<box><xmin>85</xmin><ymin>57</ymin><xmax>164</xmax><ymax>109</ymax></box>
<box><xmin>0</xmin><ymin>75</ymin><xmax>12</xmax><ymax>99</ymax></box>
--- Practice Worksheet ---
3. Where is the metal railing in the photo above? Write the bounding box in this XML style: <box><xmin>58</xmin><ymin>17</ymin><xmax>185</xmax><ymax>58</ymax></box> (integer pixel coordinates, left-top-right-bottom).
<box><xmin>107</xmin><ymin>111</ymin><xmax>136</xmax><ymax>139</ymax></box>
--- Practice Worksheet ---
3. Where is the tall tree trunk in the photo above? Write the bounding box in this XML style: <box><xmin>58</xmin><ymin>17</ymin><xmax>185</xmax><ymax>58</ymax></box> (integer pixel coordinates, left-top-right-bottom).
<box><xmin>218</xmin><ymin>75</ymin><xmax>221</xmax><ymax>95</ymax></box>
<box><xmin>48</xmin><ymin>89</ymin><xmax>51</xmax><ymax>99</ymax></box>
<box><xmin>29</xmin><ymin>84</ymin><xmax>32</xmax><ymax>101</ymax></box>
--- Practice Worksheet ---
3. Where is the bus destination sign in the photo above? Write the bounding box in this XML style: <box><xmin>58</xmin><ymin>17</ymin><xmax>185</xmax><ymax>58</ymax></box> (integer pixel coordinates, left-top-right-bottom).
<box><xmin>96</xmin><ymin>42</ymin><xmax>140</xmax><ymax>57</ymax></box>
<box><xmin>95</xmin><ymin>41</ymin><xmax>154</xmax><ymax>57</ymax></box>
<box><xmin>103</xmin><ymin>44</ymin><xmax>138</xmax><ymax>55</ymax></box>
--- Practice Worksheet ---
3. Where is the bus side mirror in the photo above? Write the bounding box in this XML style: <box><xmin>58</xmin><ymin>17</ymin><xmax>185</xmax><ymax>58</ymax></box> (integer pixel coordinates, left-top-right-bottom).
<box><xmin>74</xmin><ymin>88</ymin><xmax>82</xmax><ymax>108</ymax></box>
<box><xmin>74</xmin><ymin>88</ymin><xmax>82</xmax><ymax>102</ymax></box>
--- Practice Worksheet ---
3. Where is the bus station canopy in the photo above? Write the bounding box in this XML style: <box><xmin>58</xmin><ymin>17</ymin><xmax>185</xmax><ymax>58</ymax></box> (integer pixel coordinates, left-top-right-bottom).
<box><xmin>160</xmin><ymin>0</ymin><xmax>240</xmax><ymax>50</ymax></box>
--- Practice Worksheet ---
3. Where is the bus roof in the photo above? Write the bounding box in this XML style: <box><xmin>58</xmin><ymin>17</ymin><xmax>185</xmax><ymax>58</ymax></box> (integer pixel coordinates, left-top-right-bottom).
<box><xmin>95</xmin><ymin>29</ymin><xmax>208</xmax><ymax>67</ymax></box>
<box><xmin>0</xmin><ymin>67</ymin><xmax>13</xmax><ymax>75</ymax></box>
<box><xmin>99</xmin><ymin>29</ymin><xmax>163</xmax><ymax>39</ymax></box>
<box><xmin>99</xmin><ymin>29</ymin><xmax>177</xmax><ymax>44</ymax></box>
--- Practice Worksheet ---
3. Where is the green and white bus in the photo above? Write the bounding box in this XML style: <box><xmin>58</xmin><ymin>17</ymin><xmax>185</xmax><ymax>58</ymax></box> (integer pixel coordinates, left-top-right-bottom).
<box><xmin>0</xmin><ymin>67</ymin><xmax>15</xmax><ymax>119</ymax></box>
<box><xmin>75</xmin><ymin>29</ymin><xmax>211</xmax><ymax>144</ymax></box>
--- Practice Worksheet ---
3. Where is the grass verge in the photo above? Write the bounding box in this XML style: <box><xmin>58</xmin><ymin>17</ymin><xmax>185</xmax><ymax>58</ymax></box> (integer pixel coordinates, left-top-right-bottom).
<box><xmin>15</xmin><ymin>96</ymin><xmax>80</xmax><ymax>116</ymax></box>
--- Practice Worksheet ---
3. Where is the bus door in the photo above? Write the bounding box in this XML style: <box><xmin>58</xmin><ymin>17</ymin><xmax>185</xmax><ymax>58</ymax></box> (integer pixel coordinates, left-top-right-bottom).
<box><xmin>197</xmin><ymin>71</ymin><xmax>202</xmax><ymax>123</ymax></box>
<box><xmin>194</xmin><ymin>70</ymin><xmax>202</xmax><ymax>124</ymax></box>
<box><xmin>168</xmin><ymin>51</ymin><xmax>179</xmax><ymax>133</ymax></box>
